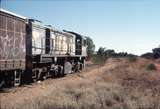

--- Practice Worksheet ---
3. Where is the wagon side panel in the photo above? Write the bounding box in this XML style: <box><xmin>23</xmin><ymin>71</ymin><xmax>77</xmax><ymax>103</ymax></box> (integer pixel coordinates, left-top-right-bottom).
<box><xmin>0</xmin><ymin>11</ymin><xmax>26</xmax><ymax>71</ymax></box>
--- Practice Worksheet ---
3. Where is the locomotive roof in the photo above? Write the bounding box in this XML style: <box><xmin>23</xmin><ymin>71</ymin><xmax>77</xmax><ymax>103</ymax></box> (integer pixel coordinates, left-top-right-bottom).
<box><xmin>29</xmin><ymin>19</ymin><xmax>46</xmax><ymax>28</ymax></box>
<box><xmin>45</xmin><ymin>24</ymin><xmax>59</xmax><ymax>32</ymax></box>
<box><xmin>0</xmin><ymin>8</ymin><xmax>27</xmax><ymax>20</ymax></box>
<box><xmin>63</xmin><ymin>30</ymin><xmax>87</xmax><ymax>39</ymax></box>
<box><xmin>45</xmin><ymin>25</ymin><xmax>75</xmax><ymax>37</ymax></box>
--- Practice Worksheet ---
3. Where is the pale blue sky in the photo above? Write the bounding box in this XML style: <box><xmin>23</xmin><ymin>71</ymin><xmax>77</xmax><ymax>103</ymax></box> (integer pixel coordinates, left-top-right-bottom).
<box><xmin>1</xmin><ymin>0</ymin><xmax>160</xmax><ymax>55</ymax></box>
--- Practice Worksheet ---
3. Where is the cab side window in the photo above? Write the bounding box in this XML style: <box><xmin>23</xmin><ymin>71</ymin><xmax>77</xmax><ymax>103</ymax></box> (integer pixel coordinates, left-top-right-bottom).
<box><xmin>83</xmin><ymin>39</ymin><xmax>87</xmax><ymax>46</ymax></box>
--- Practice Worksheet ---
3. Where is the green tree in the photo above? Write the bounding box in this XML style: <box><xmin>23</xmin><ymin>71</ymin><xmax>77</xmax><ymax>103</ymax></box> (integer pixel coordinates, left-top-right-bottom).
<box><xmin>152</xmin><ymin>47</ymin><xmax>160</xmax><ymax>59</ymax></box>
<box><xmin>94</xmin><ymin>47</ymin><xmax>106</xmax><ymax>65</ymax></box>
<box><xmin>141</xmin><ymin>52</ymin><xmax>154</xmax><ymax>59</ymax></box>
<box><xmin>97</xmin><ymin>47</ymin><xmax>106</xmax><ymax>56</ymax></box>
<box><xmin>105</xmin><ymin>49</ymin><xmax>115</xmax><ymax>57</ymax></box>
<box><xmin>86</xmin><ymin>37</ymin><xmax>95</xmax><ymax>58</ymax></box>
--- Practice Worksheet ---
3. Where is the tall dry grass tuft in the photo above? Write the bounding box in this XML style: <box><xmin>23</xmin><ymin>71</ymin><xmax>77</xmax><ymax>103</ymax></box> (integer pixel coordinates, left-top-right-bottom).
<box><xmin>16</xmin><ymin>82</ymin><xmax>127</xmax><ymax>109</ymax></box>
<box><xmin>12</xmin><ymin>80</ymin><xmax>160</xmax><ymax>109</ymax></box>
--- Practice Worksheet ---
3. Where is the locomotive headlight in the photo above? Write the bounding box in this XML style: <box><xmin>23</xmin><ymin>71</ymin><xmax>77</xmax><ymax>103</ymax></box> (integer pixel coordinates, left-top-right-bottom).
<box><xmin>32</xmin><ymin>31</ymin><xmax>40</xmax><ymax>40</ymax></box>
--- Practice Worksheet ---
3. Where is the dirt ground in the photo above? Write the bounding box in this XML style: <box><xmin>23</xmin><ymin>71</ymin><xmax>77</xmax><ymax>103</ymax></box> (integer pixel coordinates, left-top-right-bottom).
<box><xmin>0</xmin><ymin>58</ymin><xmax>160</xmax><ymax>109</ymax></box>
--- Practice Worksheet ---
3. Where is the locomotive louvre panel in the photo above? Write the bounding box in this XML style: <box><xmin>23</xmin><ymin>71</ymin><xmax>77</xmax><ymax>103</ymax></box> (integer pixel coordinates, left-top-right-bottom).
<box><xmin>58</xmin><ymin>34</ymin><xmax>61</xmax><ymax>54</ymax></box>
<box><xmin>63</xmin><ymin>36</ymin><xmax>67</xmax><ymax>53</ymax></box>
<box><xmin>51</xmin><ymin>32</ymin><xmax>56</xmax><ymax>51</ymax></box>
<box><xmin>72</xmin><ymin>36</ymin><xmax>75</xmax><ymax>54</ymax></box>
<box><xmin>61</xmin><ymin>32</ymin><xmax>75</xmax><ymax>55</ymax></box>
<box><xmin>57</xmin><ymin>33</ymin><xmax>62</xmax><ymax>54</ymax></box>
<box><xmin>66</xmin><ymin>36</ymin><xmax>71</xmax><ymax>53</ymax></box>
<box><xmin>53</xmin><ymin>32</ymin><xmax>71</xmax><ymax>55</ymax></box>
<box><xmin>70</xmin><ymin>38</ymin><xmax>73</xmax><ymax>52</ymax></box>
<box><xmin>54</xmin><ymin>32</ymin><xmax>61</xmax><ymax>54</ymax></box>
<box><xmin>50</xmin><ymin>30</ymin><xmax>71</xmax><ymax>55</ymax></box>
<box><xmin>61</xmin><ymin>34</ymin><xmax>65</xmax><ymax>54</ymax></box>
<box><xmin>32</xmin><ymin>25</ymin><xmax>45</xmax><ymax>54</ymax></box>
<box><xmin>47</xmin><ymin>29</ymin><xmax>75</xmax><ymax>55</ymax></box>
<box><xmin>69</xmin><ymin>37</ymin><xmax>75</xmax><ymax>54</ymax></box>
<box><xmin>61</xmin><ymin>36</ymin><xmax>63</xmax><ymax>54</ymax></box>
<box><xmin>70</xmin><ymin>37</ymin><xmax>75</xmax><ymax>55</ymax></box>
<box><xmin>55</xmin><ymin>33</ymin><xmax>59</xmax><ymax>51</ymax></box>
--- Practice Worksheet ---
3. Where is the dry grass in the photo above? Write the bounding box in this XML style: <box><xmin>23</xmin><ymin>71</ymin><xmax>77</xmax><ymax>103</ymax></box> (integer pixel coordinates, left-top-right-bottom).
<box><xmin>13</xmin><ymin>81</ymin><xmax>160</xmax><ymax>109</ymax></box>
<box><xmin>1</xmin><ymin>58</ymin><xmax>160</xmax><ymax>109</ymax></box>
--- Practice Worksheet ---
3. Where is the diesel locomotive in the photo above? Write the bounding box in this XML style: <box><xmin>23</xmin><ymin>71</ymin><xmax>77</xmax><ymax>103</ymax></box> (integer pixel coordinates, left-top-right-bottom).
<box><xmin>0</xmin><ymin>9</ymin><xmax>87</xmax><ymax>88</ymax></box>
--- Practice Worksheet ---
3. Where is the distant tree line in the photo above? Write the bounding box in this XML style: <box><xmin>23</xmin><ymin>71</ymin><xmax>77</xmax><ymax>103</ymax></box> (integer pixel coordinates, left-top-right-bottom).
<box><xmin>86</xmin><ymin>36</ymin><xmax>137</xmax><ymax>62</ymax></box>
<box><xmin>141</xmin><ymin>46</ymin><xmax>160</xmax><ymax>59</ymax></box>
<box><xmin>97</xmin><ymin>47</ymin><xmax>137</xmax><ymax>58</ymax></box>
<box><xmin>86</xmin><ymin>37</ymin><xmax>141</xmax><ymax>64</ymax></box>
<box><xmin>90</xmin><ymin>47</ymin><xmax>137</xmax><ymax>65</ymax></box>
<box><xmin>86</xmin><ymin>36</ymin><xmax>160</xmax><ymax>61</ymax></box>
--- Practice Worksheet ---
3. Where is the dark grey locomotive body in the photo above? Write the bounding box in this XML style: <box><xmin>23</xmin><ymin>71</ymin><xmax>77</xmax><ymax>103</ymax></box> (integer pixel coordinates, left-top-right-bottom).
<box><xmin>0</xmin><ymin>9</ymin><xmax>87</xmax><ymax>88</ymax></box>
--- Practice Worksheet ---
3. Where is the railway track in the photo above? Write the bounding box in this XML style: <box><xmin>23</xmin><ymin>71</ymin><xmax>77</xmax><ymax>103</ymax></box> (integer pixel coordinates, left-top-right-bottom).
<box><xmin>0</xmin><ymin>63</ymin><xmax>97</xmax><ymax>93</ymax></box>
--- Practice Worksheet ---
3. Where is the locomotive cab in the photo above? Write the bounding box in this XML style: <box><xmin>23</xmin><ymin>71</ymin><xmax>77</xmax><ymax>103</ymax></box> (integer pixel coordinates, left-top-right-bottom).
<box><xmin>75</xmin><ymin>35</ymin><xmax>87</xmax><ymax>56</ymax></box>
